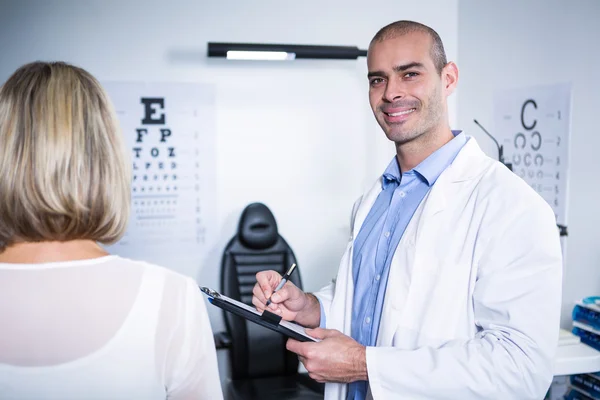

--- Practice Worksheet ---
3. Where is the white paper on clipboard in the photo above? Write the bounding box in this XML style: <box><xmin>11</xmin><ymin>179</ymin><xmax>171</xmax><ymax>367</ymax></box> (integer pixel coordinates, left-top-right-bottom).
<box><xmin>201</xmin><ymin>288</ymin><xmax>320</xmax><ymax>342</ymax></box>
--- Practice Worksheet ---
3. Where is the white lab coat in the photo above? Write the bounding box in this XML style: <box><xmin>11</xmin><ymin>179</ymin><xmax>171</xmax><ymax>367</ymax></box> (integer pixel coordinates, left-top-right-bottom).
<box><xmin>315</xmin><ymin>137</ymin><xmax>563</xmax><ymax>400</ymax></box>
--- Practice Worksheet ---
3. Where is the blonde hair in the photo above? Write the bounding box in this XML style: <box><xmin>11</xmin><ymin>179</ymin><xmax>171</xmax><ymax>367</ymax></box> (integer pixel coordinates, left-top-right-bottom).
<box><xmin>0</xmin><ymin>61</ymin><xmax>131</xmax><ymax>252</ymax></box>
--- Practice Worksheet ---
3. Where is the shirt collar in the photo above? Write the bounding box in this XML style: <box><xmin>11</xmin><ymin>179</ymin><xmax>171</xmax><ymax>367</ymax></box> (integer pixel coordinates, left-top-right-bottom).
<box><xmin>382</xmin><ymin>158</ymin><xmax>401</xmax><ymax>189</ymax></box>
<box><xmin>381</xmin><ymin>130</ymin><xmax>467</xmax><ymax>188</ymax></box>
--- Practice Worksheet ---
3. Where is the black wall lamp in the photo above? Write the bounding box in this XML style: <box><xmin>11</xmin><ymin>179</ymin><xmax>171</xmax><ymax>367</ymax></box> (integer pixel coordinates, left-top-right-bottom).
<box><xmin>207</xmin><ymin>42</ymin><xmax>367</xmax><ymax>61</ymax></box>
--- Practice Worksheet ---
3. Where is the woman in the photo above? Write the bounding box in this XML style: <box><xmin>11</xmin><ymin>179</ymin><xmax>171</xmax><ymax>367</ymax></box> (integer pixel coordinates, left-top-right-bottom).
<box><xmin>0</xmin><ymin>61</ymin><xmax>223</xmax><ymax>399</ymax></box>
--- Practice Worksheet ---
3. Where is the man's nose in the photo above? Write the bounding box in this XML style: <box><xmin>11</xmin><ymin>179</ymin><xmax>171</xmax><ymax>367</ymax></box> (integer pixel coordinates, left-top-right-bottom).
<box><xmin>383</xmin><ymin>78</ymin><xmax>405</xmax><ymax>102</ymax></box>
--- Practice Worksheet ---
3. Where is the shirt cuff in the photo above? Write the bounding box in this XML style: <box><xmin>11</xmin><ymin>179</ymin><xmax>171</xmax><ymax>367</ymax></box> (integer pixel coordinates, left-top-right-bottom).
<box><xmin>318</xmin><ymin>298</ymin><xmax>327</xmax><ymax>328</ymax></box>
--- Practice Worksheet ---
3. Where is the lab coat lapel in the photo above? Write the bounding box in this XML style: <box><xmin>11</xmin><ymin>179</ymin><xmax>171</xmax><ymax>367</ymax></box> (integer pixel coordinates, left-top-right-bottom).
<box><xmin>328</xmin><ymin>178</ymin><xmax>383</xmax><ymax>336</ymax></box>
<box><xmin>412</xmin><ymin>137</ymin><xmax>487</xmax><ymax>258</ymax></box>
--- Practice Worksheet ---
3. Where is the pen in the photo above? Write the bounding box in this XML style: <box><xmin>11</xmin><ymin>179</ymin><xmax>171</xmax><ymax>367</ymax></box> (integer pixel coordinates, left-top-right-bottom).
<box><xmin>265</xmin><ymin>263</ymin><xmax>297</xmax><ymax>307</ymax></box>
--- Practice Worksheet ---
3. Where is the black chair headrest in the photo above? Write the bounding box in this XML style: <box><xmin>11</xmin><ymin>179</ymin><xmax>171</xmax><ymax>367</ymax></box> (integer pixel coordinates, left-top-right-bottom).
<box><xmin>238</xmin><ymin>203</ymin><xmax>279</xmax><ymax>250</ymax></box>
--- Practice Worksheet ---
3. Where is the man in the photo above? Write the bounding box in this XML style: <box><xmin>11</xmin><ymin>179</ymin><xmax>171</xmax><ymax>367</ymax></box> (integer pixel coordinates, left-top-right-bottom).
<box><xmin>252</xmin><ymin>20</ymin><xmax>562</xmax><ymax>400</ymax></box>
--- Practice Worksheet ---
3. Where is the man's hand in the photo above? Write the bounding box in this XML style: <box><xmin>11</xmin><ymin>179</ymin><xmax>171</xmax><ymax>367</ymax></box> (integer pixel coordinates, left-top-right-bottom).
<box><xmin>286</xmin><ymin>328</ymin><xmax>367</xmax><ymax>383</ymax></box>
<box><xmin>252</xmin><ymin>270</ymin><xmax>321</xmax><ymax>327</ymax></box>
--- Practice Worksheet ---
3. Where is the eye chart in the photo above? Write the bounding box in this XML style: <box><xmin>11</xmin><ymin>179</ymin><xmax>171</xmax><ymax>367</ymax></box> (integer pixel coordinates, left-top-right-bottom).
<box><xmin>102</xmin><ymin>82</ymin><xmax>216</xmax><ymax>260</ymax></box>
<box><xmin>494</xmin><ymin>83</ymin><xmax>572</xmax><ymax>227</ymax></box>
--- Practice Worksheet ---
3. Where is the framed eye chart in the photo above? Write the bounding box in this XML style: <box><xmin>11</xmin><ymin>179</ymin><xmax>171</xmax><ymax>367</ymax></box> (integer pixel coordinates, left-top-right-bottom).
<box><xmin>494</xmin><ymin>83</ymin><xmax>572</xmax><ymax>227</ymax></box>
<box><xmin>102</xmin><ymin>82</ymin><xmax>216</xmax><ymax>261</ymax></box>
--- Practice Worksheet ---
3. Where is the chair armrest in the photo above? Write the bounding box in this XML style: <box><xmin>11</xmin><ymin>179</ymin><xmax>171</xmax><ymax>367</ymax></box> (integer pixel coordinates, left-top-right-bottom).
<box><xmin>214</xmin><ymin>331</ymin><xmax>232</xmax><ymax>349</ymax></box>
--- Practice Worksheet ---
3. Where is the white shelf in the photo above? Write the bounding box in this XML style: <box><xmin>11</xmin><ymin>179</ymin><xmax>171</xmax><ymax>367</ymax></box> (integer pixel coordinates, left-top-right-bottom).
<box><xmin>554</xmin><ymin>342</ymin><xmax>600</xmax><ymax>376</ymax></box>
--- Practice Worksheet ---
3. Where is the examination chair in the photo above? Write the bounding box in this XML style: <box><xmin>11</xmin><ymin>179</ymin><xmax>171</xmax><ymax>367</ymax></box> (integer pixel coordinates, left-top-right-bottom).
<box><xmin>216</xmin><ymin>202</ymin><xmax>324</xmax><ymax>400</ymax></box>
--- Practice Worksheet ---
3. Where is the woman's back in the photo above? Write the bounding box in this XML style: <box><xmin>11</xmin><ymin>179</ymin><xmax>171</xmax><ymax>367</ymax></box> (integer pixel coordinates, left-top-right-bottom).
<box><xmin>0</xmin><ymin>255</ymin><xmax>223</xmax><ymax>399</ymax></box>
<box><xmin>0</xmin><ymin>61</ymin><xmax>222</xmax><ymax>399</ymax></box>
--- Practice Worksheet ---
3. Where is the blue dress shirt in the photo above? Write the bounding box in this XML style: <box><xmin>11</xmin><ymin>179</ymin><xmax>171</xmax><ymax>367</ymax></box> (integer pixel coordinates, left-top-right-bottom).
<box><xmin>347</xmin><ymin>131</ymin><xmax>468</xmax><ymax>400</ymax></box>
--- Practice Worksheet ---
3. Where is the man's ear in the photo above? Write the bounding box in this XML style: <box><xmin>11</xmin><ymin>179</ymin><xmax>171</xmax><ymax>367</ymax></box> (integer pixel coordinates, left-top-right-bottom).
<box><xmin>442</xmin><ymin>62</ymin><xmax>459</xmax><ymax>96</ymax></box>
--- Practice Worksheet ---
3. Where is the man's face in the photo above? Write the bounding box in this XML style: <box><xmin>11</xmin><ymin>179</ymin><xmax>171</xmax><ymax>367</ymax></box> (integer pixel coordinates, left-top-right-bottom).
<box><xmin>367</xmin><ymin>32</ymin><xmax>447</xmax><ymax>145</ymax></box>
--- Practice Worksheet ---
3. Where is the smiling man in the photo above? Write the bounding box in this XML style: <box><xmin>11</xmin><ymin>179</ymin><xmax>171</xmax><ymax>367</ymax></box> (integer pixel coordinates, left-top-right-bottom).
<box><xmin>253</xmin><ymin>20</ymin><xmax>562</xmax><ymax>400</ymax></box>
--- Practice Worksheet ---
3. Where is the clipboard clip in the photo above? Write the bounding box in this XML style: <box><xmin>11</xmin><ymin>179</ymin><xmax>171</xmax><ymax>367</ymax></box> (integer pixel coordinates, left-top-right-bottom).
<box><xmin>199</xmin><ymin>286</ymin><xmax>220</xmax><ymax>299</ymax></box>
<box><xmin>260</xmin><ymin>309</ymin><xmax>283</xmax><ymax>327</ymax></box>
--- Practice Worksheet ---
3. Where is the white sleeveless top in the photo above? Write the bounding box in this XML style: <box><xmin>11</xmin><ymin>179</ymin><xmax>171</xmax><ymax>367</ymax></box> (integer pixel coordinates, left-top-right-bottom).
<box><xmin>0</xmin><ymin>256</ymin><xmax>223</xmax><ymax>400</ymax></box>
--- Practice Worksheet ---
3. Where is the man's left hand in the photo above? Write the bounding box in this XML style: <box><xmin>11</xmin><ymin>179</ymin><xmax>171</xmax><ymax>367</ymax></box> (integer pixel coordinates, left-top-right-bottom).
<box><xmin>286</xmin><ymin>328</ymin><xmax>368</xmax><ymax>383</ymax></box>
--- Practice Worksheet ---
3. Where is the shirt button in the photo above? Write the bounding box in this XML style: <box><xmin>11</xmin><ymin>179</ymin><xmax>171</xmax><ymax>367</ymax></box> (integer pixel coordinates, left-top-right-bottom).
<box><xmin>365</xmin><ymin>317</ymin><xmax>371</xmax><ymax>324</ymax></box>
<box><xmin>375</xmin><ymin>274</ymin><xmax>381</xmax><ymax>281</ymax></box>
<box><xmin>384</xmin><ymin>231</ymin><xmax>390</xmax><ymax>238</ymax></box>
<box><xmin>399</xmin><ymin>191</ymin><xmax>406</xmax><ymax>198</ymax></box>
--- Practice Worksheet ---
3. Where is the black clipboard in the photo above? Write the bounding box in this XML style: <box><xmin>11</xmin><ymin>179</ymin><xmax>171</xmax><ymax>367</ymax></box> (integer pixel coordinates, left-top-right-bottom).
<box><xmin>200</xmin><ymin>287</ymin><xmax>319</xmax><ymax>342</ymax></box>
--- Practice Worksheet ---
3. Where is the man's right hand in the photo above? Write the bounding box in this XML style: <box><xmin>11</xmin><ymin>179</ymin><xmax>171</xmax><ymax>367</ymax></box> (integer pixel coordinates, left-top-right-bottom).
<box><xmin>252</xmin><ymin>270</ymin><xmax>321</xmax><ymax>328</ymax></box>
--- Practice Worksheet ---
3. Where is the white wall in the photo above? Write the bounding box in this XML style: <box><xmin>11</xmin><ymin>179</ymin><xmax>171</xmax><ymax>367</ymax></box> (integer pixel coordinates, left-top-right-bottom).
<box><xmin>457</xmin><ymin>0</ymin><xmax>600</xmax><ymax>328</ymax></box>
<box><xmin>0</xmin><ymin>0</ymin><xmax>458</xmax><ymax>333</ymax></box>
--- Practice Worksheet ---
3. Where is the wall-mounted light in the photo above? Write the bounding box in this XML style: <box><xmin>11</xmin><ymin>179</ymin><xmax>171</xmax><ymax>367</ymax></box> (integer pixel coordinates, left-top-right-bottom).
<box><xmin>208</xmin><ymin>42</ymin><xmax>367</xmax><ymax>61</ymax></box>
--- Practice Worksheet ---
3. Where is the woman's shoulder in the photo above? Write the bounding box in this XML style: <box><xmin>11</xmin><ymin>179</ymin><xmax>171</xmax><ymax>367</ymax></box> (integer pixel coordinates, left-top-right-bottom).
<box><xmin>109</xmin><ymin>255</ymin><xmax>197</xmax><ymax>288</ymax></box>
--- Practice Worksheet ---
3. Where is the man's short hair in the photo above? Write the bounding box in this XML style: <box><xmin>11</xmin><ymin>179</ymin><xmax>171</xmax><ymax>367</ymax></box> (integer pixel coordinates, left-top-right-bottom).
<box><xmin>370</xmin><ymin>20</ymin><xmax>448</xmax><ymax>75</ymax></box>
<box><xmin>0</xmin><ymin>61</ymin><xmax>131</xmax><ymax>252</ymax></box>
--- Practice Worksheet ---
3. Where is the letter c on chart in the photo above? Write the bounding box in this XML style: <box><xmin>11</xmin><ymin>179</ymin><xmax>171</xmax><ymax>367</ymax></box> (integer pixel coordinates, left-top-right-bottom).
<box><xmin>513</xmin><ymin>153</ymin><xmax>522</xmax><ymax>165</ymax></box>
<box><xmin>514</xmin><ymin>132</ymin><xmax>526</xmax><ymax>149</ymax></box>
<box><xmin>521</xmin><ymin>99</ymin><xmax>537</xmax><ymax>130</ymax></box>
<box><xmin>534</xmin><ymin>154</ymin><xmax>544</xmax><ymax>166</ymax></box>
<box><xmin>531</xmin><ymin>131</ymin><xmax>542</xmax><ymax>151</ymax></box>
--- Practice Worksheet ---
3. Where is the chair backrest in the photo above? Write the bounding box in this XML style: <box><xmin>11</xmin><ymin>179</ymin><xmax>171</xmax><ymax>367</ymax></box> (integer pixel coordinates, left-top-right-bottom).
<box><xmin>221</xmin><ymin>202</ymin><xmax>303</xmax><ymax>380</ymax></box>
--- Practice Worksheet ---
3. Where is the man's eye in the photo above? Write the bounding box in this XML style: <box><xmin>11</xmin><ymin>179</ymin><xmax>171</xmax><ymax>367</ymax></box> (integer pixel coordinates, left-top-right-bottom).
<box><xmin>370</xmin><ymin>78</ymin><xmax>384</xmax><ymax>86</ymax></box>
<box><xmin>404</xmin><ymin>72</ymin><xmax>419</xmax><ymax>78</ymax></box>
